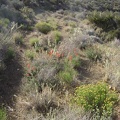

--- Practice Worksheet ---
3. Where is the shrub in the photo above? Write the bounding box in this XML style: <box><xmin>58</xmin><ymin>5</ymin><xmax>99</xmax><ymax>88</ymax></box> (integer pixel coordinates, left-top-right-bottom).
<box><xmin>70</xmin><ymin>56</ymin><xmax>81</xmax><ymax>68</ymax></box>
<box><xmin>20</xmin><ymin>6</ymin><xmax>35</xmax><ymax>22</ymax></box>
<box><xmin>57</xmin><ymin>61</ymin><xmax>77</xmax><ymax>84</ymax></box>
<box><xmin>31</xmin><ymin>86</ymin><xmax>58</xmax><ymax>116</ymax></box>
<box><xmin>0</xmin><ymin>108</ymin><xmax>7</xmax><ymax>120</ymax></box>
<box><xmin>20</xmin><ymin>24</ymin><xmax>34</xmax><ymax>31</ymax></box>
<box><xmin>86</xmin><ymin>48</ymin><xmax>102</xmax><ymax>61</ymax></box>
<box><xmin>0</xmin><ymin>18</ymin><xmax>10</xmax><ymax>28</ymax></box>
<box><xmin>29</xmin><ymin>37</ymin><xmax>39</xmax><ymax>47</ymax></box>
<box><xmin>13</xmin><ymin>32</ymin><xmax>23</xmax><ymax>45</ymax></box>
<box><xmin>73</xmin><ymin>82</ymin><xmax>118</xmax><ymax>117</ymax></box>
<box><xmin>88</xmin><ymin>11</ymin><xmax>120</xmax><ymax>41</ymax></box>
<box><xmin>25</xmin><ymin>50</ymin><xmax>35</xmax><ymax>60</ymax></box>
<box><xmin>53</xmin><ymin>31</ymin><xmax>62</xmax><ymax>44</ymax></box>
<box><xmin>35</xmin><ymin>22</ymin><xmax>53</xmax><ymax>34</ymax></box>
<box><xmin>68</xmin><ymin>21</ymin><xmax>76</xmax><ymax>28</ymax></box>
<box><xmin>88</xmin><ymin>11</ymin><xmax>115</xmax><ymax>31</ymax></box>
<box><xmin>5</xmin><ymin>47</ymin><xmax>15</xmax><ymax>61</ymax></box>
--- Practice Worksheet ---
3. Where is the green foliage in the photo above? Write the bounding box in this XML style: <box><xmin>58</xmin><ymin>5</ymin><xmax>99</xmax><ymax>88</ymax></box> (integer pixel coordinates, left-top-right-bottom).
<box><xmin>29</xmin><ymin>37</ymin><xmax>39</xmax><ymax>47</ymax></box>
<box><xmin>35</xmin><ymin>22</ymin><xmax>53</xmax><ymax>34</ymax></box>
<box><xmin>88</xmin><ymin>11</ymin><xmax>120</xmax><ymax>41</ymax></box>
<box><xmin>73</xmin><ymin>82</ymin><xmax>118</xmax><ymax>117</ymax></box>
<box><xmin>20</xmin><ymin>6</ymin><xmax>35</xmax><ymax>21</ymax></box>
<box><xmin>5</xmin><ymin>47</ymin><xmax>15</xmax><ymax>60</ymax></box>
<box><xmin>70</xmin><ymin>56</ymin><xmax>81</xmax><ymax>68</ymax></box>
<box><xmin>53</xmin><ymin>31</ymin><xmax>62</xmax><ymax>44</ymax></box>
<box><xmin>25</xmin><ymin>50</ymin><xmax>35</xmax><ymax>60</ymax></box>
<box><xmin>58</xmin><ymin>61</ymin><xmax>77</xmax><ymax>84</ymax></box>
<box><xmin>88</xmin><ymin>11</ymin><xmax>115</xmax><ymax>30</ymax></box>
<box><xmin>13</xmin><ymin>32</ymin><xmax>23</xmax><ymax>45</ymax></box>
<box><xmin>68</xmin><ymin>21</ymin><xmax>76</xmax><ymax>28</ymax></box>
<box><xmin>0</xmin><ymin>18</ymin><xmax>10</xmax><ymax>28</ymax></box>
<box><xmin>20</xmin><ymin>24</ymin><xmax>34</xmax><ymax>31</ymax></box>
<box><xmin>86</xmin><ymin>48</ymin><xmax>102</xmax><ymax>61</ymax></box>
<box><xmin>0</xmin><ymin>108</ymin><xmax>7</xmax><ymax>120</ymax></box>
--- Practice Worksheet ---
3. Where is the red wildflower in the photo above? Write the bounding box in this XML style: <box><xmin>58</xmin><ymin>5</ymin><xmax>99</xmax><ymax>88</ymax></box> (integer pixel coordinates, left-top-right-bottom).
<box><xmin>56</xmin><ymin>52</ymin><xmax>61</xmax><ymax>58</ymax></box>
<box><xmin>48</xmin><ymin>50</ymin><xmax>53</xmax><ymax>56</ymax></box>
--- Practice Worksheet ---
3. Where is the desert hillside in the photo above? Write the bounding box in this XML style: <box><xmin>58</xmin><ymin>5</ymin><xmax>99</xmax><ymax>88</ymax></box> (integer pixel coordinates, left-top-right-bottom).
<box><xmin>0</xmin><ymin>0</ymin><xmax>120</xmax><ymax>120</ymax></box>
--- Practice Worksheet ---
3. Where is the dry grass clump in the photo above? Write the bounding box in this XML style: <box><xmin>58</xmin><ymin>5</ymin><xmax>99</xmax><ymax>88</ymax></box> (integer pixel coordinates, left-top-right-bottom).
<box><xmin>57</xmin><ymin>24</ymin><xmax>99</xmax><ymax>57</ymax></box>
<box><xmin>103</xmin><ymin>44</ymin><xmax>120</xmax><ymax>92</ymax></box>
<box><xmin>31</xmin><ymin>86</ymin><xmax>59</xmax><ymax>116</ymax></box>
<box><xmin>42</xmin><ymin>105</ymin><xmax>92</xmax><ymax>120</ymax></box>
<box><xmin>16</xmin><ymin>85</ymin><xmax>60</xmax><ymax>120</ymax></box>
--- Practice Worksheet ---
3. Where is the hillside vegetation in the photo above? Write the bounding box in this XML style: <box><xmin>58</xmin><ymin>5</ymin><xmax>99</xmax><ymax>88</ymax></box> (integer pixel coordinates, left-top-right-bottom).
<box><xmin>0</xmin><ymin>0</ymin><xmax>120</xmax><ymax>120</ymax></box>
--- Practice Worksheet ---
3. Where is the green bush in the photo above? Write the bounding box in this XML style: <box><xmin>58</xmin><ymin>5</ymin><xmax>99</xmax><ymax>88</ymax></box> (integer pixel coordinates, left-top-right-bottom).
<box><xmin>20</xmin><ymin>24</ymin><xmax>34</xmax><ymax>31</ymax></box>
<box><xmin>88</xmin><ymin>11</ymin><xmax>120</xmax><ymax>41</ymax></box>
<box><xmin>20</xmin><ymin>6</ymin><xmax>35</xmax><ymax>22</ymax></box>
<box><xmin>71</xmin><ymin>56</ymin><xmax>81</xmax><ymax>68</ymax></box>
<box><xmin>29</xmin><ymin>37</ymin><xmax>39</xmax><ymax>47</ymax></box>
<box><xmin>13</xmin><ymin>32</ymin><xmax>23</xmax><ymax>45</ymax></box>
<box><xmin>73</xmin><ymin>82</ymin><xmax>118</xmax><ymax>117</ymax></box>
<box><xmin>25</xmin><ymin>50</ymin><xmax>35</xmax><ymax>60</ymax></box>
<box><xmin>88</xmin><ymin>11</ymin><xmax>115</xmax><ymax>31</ymax></box>
<box><xmin>86</xmin><ymin>48</ymin><xmax>102</xmax><ymax>61</ymax></box>
<box><xmin>35</xmin><ymin>22</ymin><xmax>53</xmax><ymax>34</ymax></box>
<box><xmin>53</xmin><ymin>31</ymin><xmax>62</xmax><ymax>44</ymax></box>
<box><xmin>57</xmin><ymin>61</ymin><xmax>77</xmax><ymax>84</ymax></box>
<box><xmin>5</xmin><ymin>47</ymin><xmax>15</xmax><ymax>60</ymax></box>
<box><xmin>68</xmin><ymin>21</ymin><xmax>76</xmax><ymax>28</ymax></box>
<box><xmin>0</xmin><ymin>108</ymin><xmax>7</xmax><ymax>120</ymax></box>
<box><xmin>0</xmin><ymin>18</ymin><xmax>10</xmax><ymax>28</ymax></box>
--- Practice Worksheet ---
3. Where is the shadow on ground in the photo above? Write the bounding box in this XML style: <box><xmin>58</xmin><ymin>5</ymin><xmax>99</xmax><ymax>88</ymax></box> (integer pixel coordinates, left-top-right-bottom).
<box><xmin>0</xmin><ymin>52</ymin><xmax>24</xmax><ymax>118</ymax></box>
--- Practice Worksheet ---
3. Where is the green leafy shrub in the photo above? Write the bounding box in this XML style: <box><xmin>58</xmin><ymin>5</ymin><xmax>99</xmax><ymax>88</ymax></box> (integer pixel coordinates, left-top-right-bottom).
<box><xmin>0</xmin><ymin>18</ymin><xmax>10</xmax><ymax>28</ymax></box>
<box><xmin>70</xmin><ymin>56</ymin><xmax>81</xmax><ymax>68</ymax></box>
<box><xmin>68</xmin><ymin>21</ymin><xmax>76</xmax><ymax>28</ymax></box>
<box><xmin>88</xmin><ymin>11</ymin><xmax>115</xmax><ymax>31</ymax></box>
<box><xmin>73</xmin><ymin>82</ymin><xmax>118</xmax><ymax>117</ymax></box>
<box><xmin>57</xmin><ymin>61</ymin><xmax>77</xmax><ymax>84</ymax></box>
<box><xmin>20</xmin><ymin>6</ymin><xmax>35</xmax><ymax>22</ymax></box>
<box><xmin>35</xmin><ymin>22</ymin><xmax>53</xmax><ymax>34</ymax></box>
<box><xmin>5</xmin><ymin>47</ymin><xmax>15</xmax><ymax>60</ymax></box>
<box><xmin>29</xmin><ymin>37</ymin><xmax>39</xmax><ymax>47</ymax></box>
<box><xmin>20</xmin><ymin>24</ymin><xmax>34</xmax><ymax>31</ymax></box>
<box><xmin>88</xmin><ymin>11</ymin><xmax>120</xmax><ymax>41</ymax></box>
<box><xmin>53</xmin><ymin>31</ymin><xmax>62</xmax><ymax>44</ymax></box>
<box><xmin>86</xmin><ymin>48</ymin><xmax>102</xmax><ymax>61</ymax></box>
<box><xmin>13</xmin><ymin>32</ymin><xmax>23</xmax><ymax>45</ymax></box>
<box><xmin>25</xmin><ymin>50</ymin><xmax>35</xmax><ymax>60</ymax></box>
<box><xmin>0</xmin><ymin>108</ymin><xmax>7</xmax><ymax>120</ymax></box>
